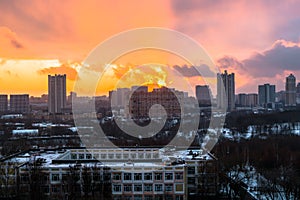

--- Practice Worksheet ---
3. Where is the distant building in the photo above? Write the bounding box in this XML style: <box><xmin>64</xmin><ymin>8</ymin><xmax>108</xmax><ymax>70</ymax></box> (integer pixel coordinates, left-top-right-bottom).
<box><xmin>0</xmin><ymin>94</ymin><xmax>8</xmax><ymax>113</ymax></box>
<box><xmin>195</xmin><ymin>85</ymin><xmax>211</xmax><ymax>106</ymax></box>
<box><xmin>285</xmin><ymin>74</ymin><xmax>296</xmax><ymax>106</ymax></box>
<box><xmin>258</xmin><ymin>84</ymin><xmax>275</xmax><ymax>108</ymax></box>
<box><xmin>48</xmin><ymin>74</ymin><xmax>67</xmax><ymax>113</ymax></box>
<box><xmin>217</xmin><ymin>70</ymin><xmax>235</xmax><ymax>111</ymax></box>
<box><xmin>131</xmin><ymin>86</ymin><xmax>148</xmax><ymax>93</ymax></box>
<box><xmin>129</xmin><ymin>87</ymin><xmax>183</xmax><ymax>118</ymax></box>
<box><xmin>246</xmin><ymin>93</ymin><xmax>258</xmax><ymax>107</ymax></box>
<box><xmin>236</xmin><ymin>93</ymin><xmax>247</xmax><ymax>107</ymax></box>
<box><xmin>236</xmin><ymin>93</ymin><xmax>258</xmax><ymax>108</ymax></box>
<box><xmin>10</xmin><ymin>94</ymin><xmax>29</xmax><ymax>113</ymax></box>
<box><xmin>296</xmin><ymin>82</ymin><xmax>300</xmax><ymax>104</ymax></box>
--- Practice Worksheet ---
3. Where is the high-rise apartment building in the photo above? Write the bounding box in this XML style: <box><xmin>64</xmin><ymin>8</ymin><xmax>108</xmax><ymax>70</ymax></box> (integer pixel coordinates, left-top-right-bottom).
<box><xmin>10</xmin><ymin>94</ymin><xmax>29</xmax><ymax>113</ymax></box>
<box><xmin>48</xmin><ymin>74</ymin><xmax>66</xmax><ymax>113</ymax></box>
<box><xmin>285</xmin><ymin>74</ymin><xmax>296</xmax><ymax>106</ymax></box>
<box><xmin>195</xmin><ymin>85</ymin><xmax>211</xmax><ymax>105</ymax></box>
<box><xmin>0</xmin><ymin>94</ymin><xmax>8</xmax><ymax>113</ymax></box>
<box><xmin>297</xmin><ymin>82</ymin><xmax>300</xmax><ymax>104</ymax></box>
<box><xmin>217</xmin><ymin>70</ymin><xmax>235</xmax><ymax>111</ymax></box>
<box><xmin>258</xmin><ymin>84</ymin><xmax>276</xmax><ymax>107</ymax></box>
<box><xmin>246</xmin><ymin>93</ymin><xmax>258</xmax><ymax>107</ymax></box>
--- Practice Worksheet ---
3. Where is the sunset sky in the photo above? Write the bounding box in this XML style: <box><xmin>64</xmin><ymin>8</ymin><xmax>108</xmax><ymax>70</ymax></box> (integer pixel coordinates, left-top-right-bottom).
<box><xmin>1</xmin><ymin>0</ymin><xmax>300</xmax><ymax>97</ymax></box>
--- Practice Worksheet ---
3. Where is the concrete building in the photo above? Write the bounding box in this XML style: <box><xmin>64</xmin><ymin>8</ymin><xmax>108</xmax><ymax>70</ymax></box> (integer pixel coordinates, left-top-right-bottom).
<box><xmin>9</xmin><ymin>94</ymin><xmax>29</xmax><ymax>113</ymax></box>
<box><xmin>129</xmin><ymin>87</ymin><xmax>183</xmax><ymax>118</ymax></box>
<box><xmin>285</xmin><ymin>74</ymin><xmax>296</xmax><ymax>107</ymax></box>
<box><xmin>246</xmin><ymin>93</ymin><xmax>258</xmax><ymax>107</ymax></box>
<box><xmin>48</xmin><ymin>74</ymin><xmax>66</xmax><ymax>113</ymax></box>
<box><xmin>236</xmin><ymin>93</ymin><xmax>247</xmax><ymax>107</ymax></box>
<box><xmin>217</xmin><ymin>70</ymin><xmax>235</xmax><ymax>111</ymax></box>
<box><xmin>297</xmin><ymin>82</ymin><xmax>300</xmax><ymax>104</ymax></box>
<box><xmin>1</xmin><ymin>147</ymin><xmax>219</xmax><ymax>200</ymax></box>
<box><xmin>0</xmin><ymin>94</ymin><xmax>8</xmax><ymax>113</ymax></box>
<box><xmin>258</xmin><ymin>84</ymin><xmax>276</xmax><ymax>108</ymax></box>
<box><xmin>195</xmin><ymin>85</ymin><xmax>211</xmax><ymax>106</ymax></box>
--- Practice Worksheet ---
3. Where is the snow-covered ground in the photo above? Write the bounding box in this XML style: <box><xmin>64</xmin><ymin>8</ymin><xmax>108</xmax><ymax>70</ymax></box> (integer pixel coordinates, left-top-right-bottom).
<box><xmin>220</xmin><ymin>122</ymin><xmax>300</xmax><ymax>141</ymax></box>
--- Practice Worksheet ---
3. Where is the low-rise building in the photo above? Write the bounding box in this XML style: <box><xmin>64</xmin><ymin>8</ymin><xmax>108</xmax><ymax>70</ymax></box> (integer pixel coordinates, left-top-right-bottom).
<box><xmin>0</xmin><ymin>147</ymin><xmax>219</xmax><ymax>200</ymax></box>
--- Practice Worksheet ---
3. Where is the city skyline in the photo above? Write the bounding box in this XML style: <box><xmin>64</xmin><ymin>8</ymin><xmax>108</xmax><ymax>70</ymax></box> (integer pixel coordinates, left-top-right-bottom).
<box><xmin>1</xmin><ymin>1</ymin><xmax>300</xmax><ymax>96</ymax></box>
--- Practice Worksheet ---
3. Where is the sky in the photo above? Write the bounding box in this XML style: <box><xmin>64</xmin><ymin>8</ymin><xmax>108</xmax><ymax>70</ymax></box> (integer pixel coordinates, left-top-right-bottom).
<box><xmin>1</xmin><ymin>0</ymin><xmax>300</xmax><ymax>97</ymax></box>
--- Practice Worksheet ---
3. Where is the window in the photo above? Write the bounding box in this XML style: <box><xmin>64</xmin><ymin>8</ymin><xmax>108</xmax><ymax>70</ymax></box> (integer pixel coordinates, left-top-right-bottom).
<box><xmin>188</xmin><ymin>177</ymin><xmax>195</xmax><ymax>184</ymax></box>
<box><xmin>124</xmin><ymin>173</ymin><xmax>132</xmax><ymax>180</ymax></box>
<box><xmin>144</xmin><ymin>184</ymin><xmax>153</xmax><ymax>192</ymax></box>
<box><xmin>124</xmin><ymin>196</ymin><xmax>132</xmax><ymax>200</ymax></box>
<box><xmin>101</xmin><ymin>154</ymin><xmax>107</xmax><ymax>159</ymax></box>
<box><xmin>123</xmin><ymin>154</ymin><xmax>129</xmax><ymax>159</ymax></box>
<box><xmin>71</xmin><ymin>154</ymin><xmax>77</xmax><ymax>159</ymax></box>
<box><xmin>165</xmin><ymin>195</ymin><xmax>173</xmax><ymax>200</ymax></box>
<box><xmin>79</xmin><ymin>154</ymin><xmax>84</xmax><ymax>159</ymax></box>
<box><xmin>165</xmin><ymin>184</ymin><xmax>173</xmax><ymax>192</ymax></box>
<box><xmin>134</xmin><ymin>184</ymin><xmax>142</xmax><ymax>192</ymax></box>
<box><xmin>124</xmin><ymin>184</ymin><xmax>132</xmax><ymax>192</ymax></box>
<box><xmin>165</xmin><ymin>173</ymin><xmax>173</xmax><ymax>180</ymax></box>
<box><xmin>113</xmin><ymin>196</ymin><xmax>122</xmax><ymax>200</ymax></box>
<box><xmin>134</xmin><ymin>173</ymin><xmax>142</xmax><ymax>180</ymax></box>
<box><xmin>138</xmin><ymin>153</ymin><xmax>144</xmax><ymax>159</ymax></box>
<box><xmin>154</xmin><ymin>195</ymin><xmax>163</xmax><ymax>200</ymax></box>
<box><xmin>108</xmin><ymin>154</ymin><xmax>114</xmax><ymax>159</ymax></box>
<box><xmin>62</xmin><ymin>174</ymin><xmax>68</xmax><ymax>182</ymax></box>
<box><xmin>187</xmin><ymin>166</ymin><xmax>195</xmax><ymax>174</ymax></box>
<box><xmin>116</xmin><ymin>154</ymin><xmax>122</xmax><ymax>159</ymax></box>
<box><xmin>175</xmin><ymin>196</ymin><xmax>184</xmax><ymax>200</ymax></box>
<box><xmin>144</xmin><ymin>173</ymin><xmax>152</xmax><ymax>180</ymax></box>
<box><xmin>51</xmin><ymin>174</ymin><xmax>60</xmax><ymax>181</ymax></box>
<box><xmin>175</xmin><ymin>172</ymin><xmax>183</xmax><ymax>180</ymax></box>
<box><xmin>175</xmin><ymin>184</ymin><xmax>183</xmax><ymax>192</ymax></box>
<box><xmin>86</xmin><ymin>153</ymin><xmax>92</xmax><ymax>159</ymax></box>
<box><xmin>154</xmin><ymin>184</ymin><xmax>163</xmax><ymax>192</ymax></box>
<box><xmin>134</xmin><ymin>195</ymin><xmax>143</xmax><ymax>200</ymax></box>
<box><xmin>113</xmin><ymin>184</ymin><xmax>122</xmax><ymax>192</ymax></box>
<box><xmin>131</xmin><ymin>153</ymin><xmax>136</xmax><ymax>159</ymax></box>
<box><xmin>154</xmin><ymin>173</ymin><xmax>162</xmax><ymax>180</ymax></box>
<box><xmin>113</xmin><ymin>173</ymin><xmax>121</xmax><ymax>180</ymax></box>
<box><xmin>42</xmin><ymin>186</ymin><xmax>49</xmax><ymax>193</ymax></box>
<box><xmin>51</xmin><ymin>185</ymin><xmax>60</xmax><ymax>193</ymax></box>
<box><xmin>144</xmin><ymin>195</ymin><xmax>153</xmax><ymax>200</ymax></box>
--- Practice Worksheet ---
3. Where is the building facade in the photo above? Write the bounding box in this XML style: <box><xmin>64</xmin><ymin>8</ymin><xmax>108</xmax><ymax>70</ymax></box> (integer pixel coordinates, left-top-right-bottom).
<box><xmin>217</xmin><ymin>70</ymin><xmax>235</xmax><ymax>111</ymax></box>
<box><xmin>129</xmin><ymin>87</ymin><xmax>183</xmax><ymax>118</ymax></box>
<box><xmin>48</xmin><ymin>74</ymin><xmax>67</xmax><ymax>113</ymax></box>
<box><xmin>285</xmin><ymin>74</ymin><xmax>297</xmax><ymax>106</ymax></box>
<box><xmin>246</xmin><ymin>93</ymin><xmax>258</xmax><ymax>107</ymax></box>
<box><xmin>9</xmin><ymin>94</ymin><xmax>29</xmax><ymax>113</ymax></box>
<box><xmin>1</xmin><ymin>147</ymin><xmax>219</xmax><ymax>200</ymax></box>
<box><xmin>258</xmin><ymin>84</ymin><xmax>276</xmax><ymax>108</ymax></box>
<box><xmin>195</xmin><ymin>85</ymin><xmax>211</xmax><ymax>106</ymax></box>
<box><xmin>297</xmin><ymin>82</ymin><xmax>300</xmax><ymax>104</ymax></box>
<box><xmin>0</xmin><ymin>94</ymin><xmax>8</xmax><ymax>113</ymax></box>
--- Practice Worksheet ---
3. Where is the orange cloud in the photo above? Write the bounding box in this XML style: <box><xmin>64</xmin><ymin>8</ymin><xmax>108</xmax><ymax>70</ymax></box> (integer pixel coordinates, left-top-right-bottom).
<box><xmin>37</xmin><ymin>62</ymin><xmax>79</xmax><ymax>81</ymax></box>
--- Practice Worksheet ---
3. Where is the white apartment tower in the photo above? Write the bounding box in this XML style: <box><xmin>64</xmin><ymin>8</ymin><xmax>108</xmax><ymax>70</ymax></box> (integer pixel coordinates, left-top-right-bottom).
<box><xmin>217</xmin><ymin>70</ymin><xmax>235</xmax><ymax>111</ymax></box>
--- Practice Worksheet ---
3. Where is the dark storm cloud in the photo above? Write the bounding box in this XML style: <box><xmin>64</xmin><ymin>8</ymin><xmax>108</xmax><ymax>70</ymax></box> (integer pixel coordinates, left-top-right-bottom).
<box><xmin>173</xmin><ymin>64</ymin><xmax>215</xmax><ymax>77</ymax></box>
<box><xmin>243</xmin><ymin>41</ymin><xmax>300</xmax><ymax>77</ymax></box>
<box><xmin>216</xmin><ymin>41</ymin><xmax>300</xmax><ymax>78</ymax></box>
